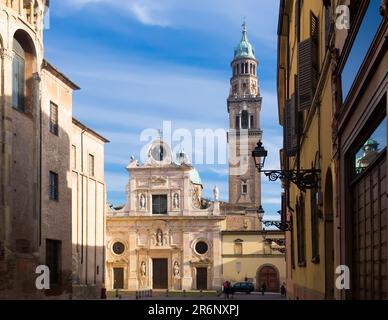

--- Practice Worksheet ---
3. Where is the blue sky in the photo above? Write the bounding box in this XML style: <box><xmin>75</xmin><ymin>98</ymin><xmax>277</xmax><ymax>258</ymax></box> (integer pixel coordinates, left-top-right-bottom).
<box><xmin>45</xmin><ymin>0</ymin><xmax>282</xmax><ymax>220</ymax></box>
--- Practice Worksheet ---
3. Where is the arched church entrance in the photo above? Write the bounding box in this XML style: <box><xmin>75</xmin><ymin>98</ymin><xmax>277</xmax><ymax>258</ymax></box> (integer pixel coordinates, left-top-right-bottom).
<box><xmin>257</xmin><ymin>265</ymin><xmax>279</xmax><ymax>292</ymax></box>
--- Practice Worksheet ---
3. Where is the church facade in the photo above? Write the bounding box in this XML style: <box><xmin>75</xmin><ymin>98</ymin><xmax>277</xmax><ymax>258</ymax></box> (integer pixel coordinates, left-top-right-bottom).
<box><xmin>106</xmin><ymin>139</ymin><xmax>224</xmax><ymax>291</ymax></box>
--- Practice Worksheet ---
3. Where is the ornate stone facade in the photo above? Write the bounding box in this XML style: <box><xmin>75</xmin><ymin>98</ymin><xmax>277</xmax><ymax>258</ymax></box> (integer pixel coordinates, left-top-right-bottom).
<box><xmin>106</xmin><ymin>138</ymin><xmax>224</xmax><ymax>290</ymax></box>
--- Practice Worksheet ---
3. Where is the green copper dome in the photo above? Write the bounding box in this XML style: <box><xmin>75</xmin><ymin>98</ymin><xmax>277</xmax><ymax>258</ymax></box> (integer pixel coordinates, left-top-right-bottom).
<box><xmin>234</xmin><ymin>22</ymin><xmax>256</xmax><ymax>61</ymax></box>
<box><xmin>189</xmin><ymin>169</ymin><xmax>202</xmax><ymax>185</ymax></box>
<box><xmin>364</xmin><ymin>138</ymin><xmax>379</xmax><ymax>147</ymax></box>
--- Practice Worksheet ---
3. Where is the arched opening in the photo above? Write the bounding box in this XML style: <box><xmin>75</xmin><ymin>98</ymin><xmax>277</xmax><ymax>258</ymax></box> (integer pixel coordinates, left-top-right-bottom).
<box><xmin>324</xmin><ymin>168</ymin><xmax>335</xmax><ymax>299</ymax></box>
<box><xmin>241</xmin><ymin>110</ymin><xmax>249</xmax><ymax>129</ymax></box>
<box><xmin>12</xmin><ymin>30</ymin><xmax>36</xmax><ymax>113</ymax></box>
<box><xmin>256</xmin><ymin>265</ymin><xmax>279</xmax><ymax>292</ymax></box>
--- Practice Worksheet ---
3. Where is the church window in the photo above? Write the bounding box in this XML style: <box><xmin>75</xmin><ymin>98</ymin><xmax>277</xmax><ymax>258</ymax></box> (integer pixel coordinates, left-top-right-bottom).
<box><xmin>253</xmin><ymin>65</ymin><xmax>256</xmax><ymax>75</ymax></box>
<box><xmin>112</xmin><ymin>242</ymin><xmax>125</xmax><ymax>255</ymax></box>
<box><xmin>195</xmin><ymin>241</ymin><xmax>208</xmax><ymax>255</ymax></box>
<box><xmin>152</xmin><ymin>195</ymin><xmax>167</xmax><ymax>215</ymax></box>
<box><xmin>237</xmin><ymin>64</ymin><xmax>240</xmax><ymax>74</ymax></box>
<box><xmin>250</xmin><ymin>115</ymin><xmax>254</xmax><ymax>128</ymax></box>
<box><xmin>241</xmin><ymin>110</ymin><xmax>249</xmax><ymax>129</ymax></box>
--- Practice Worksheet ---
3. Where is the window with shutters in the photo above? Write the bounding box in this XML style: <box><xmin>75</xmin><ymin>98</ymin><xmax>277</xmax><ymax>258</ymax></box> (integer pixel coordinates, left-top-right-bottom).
<box><xmin>296</xmin><ymin>194</ymin><xmax>306</xmax><ymax>266</ymax></box>
<box><xmin>49</xmin><ymin>102</ymin><xmax>59</xmax><ymax>135</ymax></box>
<box><xmin>12</xmin><ymin>38</ymin><xmax>25</xmax><ymax>111</ymax></box>
<box><xmin>284</xmin><ymin>95</ymin><xmax>298</xmax><ymax>157</ymax></box>
<box><xmin>297</xmin><ymin>12</ymin><xmax>319</xmax><ymax>111</ymax></box>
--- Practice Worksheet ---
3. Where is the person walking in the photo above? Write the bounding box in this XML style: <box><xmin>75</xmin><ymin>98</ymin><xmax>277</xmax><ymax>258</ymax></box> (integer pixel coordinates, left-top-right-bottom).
<box><xmin>261</xmin><ymin>283</ymin><xmax>267</xmax><ymax>296</ymax></box>
<box><xmin>223</xmin><ymin>281</ymin><xmax>230</xmax><ymax>299</ymax></box>
<box><xmin>280</xmin><ymin>283</ymin><xmax>286</xmax><ymax>298</ymax></box>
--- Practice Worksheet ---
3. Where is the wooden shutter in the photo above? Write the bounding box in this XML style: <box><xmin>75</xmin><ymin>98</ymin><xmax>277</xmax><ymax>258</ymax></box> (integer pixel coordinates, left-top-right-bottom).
<box><xmin>298</xmin><ymin>38</ymin><xmax>319</xmax><ymax>111</ymax></box>
<box><xmin>284</xmin><ymin>95</ymin><xmax>297</xmax><ymax>156</ymax></box>
<box><xmin>298</xmin><ymin>13</ymin><xmax>319</xmax><ymax>111</ymax></box>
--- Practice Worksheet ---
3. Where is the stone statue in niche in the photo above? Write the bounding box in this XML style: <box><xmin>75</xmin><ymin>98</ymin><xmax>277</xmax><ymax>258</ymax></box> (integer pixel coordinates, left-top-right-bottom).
<box><xmin>140</xmin><ymin>261</ymin><xmax>146</xmax><ymax>277</ymax></box>
<box><xmin>173</xmin><ymin>193</ymin><xmax>179</xmax><ymax>209</ymax></box>
<box><xmin>173</xmin><ymin>261</ymin><xmax>180</xmax><ymax>277</ymax></box>
<box><xmin>139</xmin><ymin>194</ymin><xmax>146</xmax><ymax>209</ymax></box>
<box><xmin>156</xmin><ymin>229</ymin><xmax>163</xmax><ymax>246</ymax></box>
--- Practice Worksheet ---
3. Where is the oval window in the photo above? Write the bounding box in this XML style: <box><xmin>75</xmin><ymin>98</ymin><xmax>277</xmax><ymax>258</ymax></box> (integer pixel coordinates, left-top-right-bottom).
<box><xmin>195</xmin><ymin>241</ymin><xmax>208</xmax><ymax>255</ymax></box>
<box><xmin>112</xmin><ymin>242</ymin><xmax>125</xmax><ymax>255</ymax></box>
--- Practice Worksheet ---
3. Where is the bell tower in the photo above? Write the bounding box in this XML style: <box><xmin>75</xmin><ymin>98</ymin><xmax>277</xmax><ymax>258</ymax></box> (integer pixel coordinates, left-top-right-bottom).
<box><xmin>228</xmin><ymin>22</ymin><xmax>262</xmax><ymax>208</ymax></box>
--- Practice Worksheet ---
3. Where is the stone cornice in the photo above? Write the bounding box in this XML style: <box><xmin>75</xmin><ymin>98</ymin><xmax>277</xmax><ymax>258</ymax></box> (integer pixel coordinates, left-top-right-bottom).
<box><xmin>107</xmin><ymin>215</ymin><xmax>226</xmax><ymax>222</ymax></box>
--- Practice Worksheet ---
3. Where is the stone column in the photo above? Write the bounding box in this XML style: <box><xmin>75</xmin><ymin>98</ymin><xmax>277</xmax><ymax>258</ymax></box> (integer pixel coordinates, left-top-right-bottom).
<box><xmin>212</xmin><ymin>228</ymin><xmax>222</xmax><ymax>289</ymax></box>
<box><xmin>181</xmin><ymin>231</ymin><xmax>192</xmax><ymax>290</ymax></box>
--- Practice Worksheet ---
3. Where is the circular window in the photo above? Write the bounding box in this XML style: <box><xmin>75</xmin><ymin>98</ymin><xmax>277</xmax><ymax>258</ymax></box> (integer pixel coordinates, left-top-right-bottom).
<box><xmin>112</xmin><ymin>242</ymin><xmax>125</xmax><ymax>255</ymax></box>
<box><xmin>195</xmin><ymin>241</ymin><xmax>208</xmax><ymax>255</ymax></box>
<box><xmin>151</xmin><ymin>145</ymin><xmax>165</xmax><ymax>162</ymax></box>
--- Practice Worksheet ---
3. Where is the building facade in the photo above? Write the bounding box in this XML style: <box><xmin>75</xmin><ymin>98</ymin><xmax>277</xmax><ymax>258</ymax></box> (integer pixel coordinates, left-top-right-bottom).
<box><xmin>277</xmin><ymin>0</ymin><xmax>387</xmax><ymax>299</ymax></box>
<box><xmin>106</xmin><ymin>139</ymin><xmax>224</xmax><ymax>291</ymax></box>
<box><xmin>71</xmin><ymin>119</ymin><xmax>108</xmax><ymax>298</ymax></box>
<box><xmin>0</xmin><ymin>0</ymin><xmax>107</xmax><ymax>299</ymax></box>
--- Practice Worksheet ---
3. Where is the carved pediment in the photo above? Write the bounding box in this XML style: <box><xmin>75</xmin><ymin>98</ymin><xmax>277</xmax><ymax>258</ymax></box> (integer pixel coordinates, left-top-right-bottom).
<box><xmin>151</xmin><ymin>176</ymin><xmax>168</xmax><ymax>185</ymax></box>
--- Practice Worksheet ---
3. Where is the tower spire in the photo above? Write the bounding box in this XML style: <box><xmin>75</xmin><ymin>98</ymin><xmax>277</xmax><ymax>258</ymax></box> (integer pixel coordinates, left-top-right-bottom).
<box><xmin>242</xmin><ymin>19</ymin><xmax>248</xmax><ymax>41</ymax></box>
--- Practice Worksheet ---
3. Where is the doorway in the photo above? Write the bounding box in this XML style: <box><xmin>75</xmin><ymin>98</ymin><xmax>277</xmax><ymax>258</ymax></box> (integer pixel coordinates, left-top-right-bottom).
<box><xmin>152</xmin><ymin>259</ymin><xmax>168</xmax><ymax>289</ymax></box>
<box><xmin>257</xmin><ymin>265</ymin><xmax>279</xmax><ymax>292</ymax></box>
<box><xmin>113</xmin><ymin>267</ymin><xmax>124</xmax><ymax>289</ymax></box>
<box><xmin>196</xmin><ymin>267</ymin><xmax>207</xmax><ymax>290</ymax></box>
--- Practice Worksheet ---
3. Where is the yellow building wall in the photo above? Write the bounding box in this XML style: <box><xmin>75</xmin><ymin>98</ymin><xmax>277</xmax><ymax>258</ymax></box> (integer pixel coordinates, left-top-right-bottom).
<box><xmin>222</xmin><ymin>233</ymin><xmax>286</xmax><ymax>289</ymax></box>
<box><xmin>285</xmin><ymin>0</ymin><xmax>334</xmax><ymax>299</ymax></box>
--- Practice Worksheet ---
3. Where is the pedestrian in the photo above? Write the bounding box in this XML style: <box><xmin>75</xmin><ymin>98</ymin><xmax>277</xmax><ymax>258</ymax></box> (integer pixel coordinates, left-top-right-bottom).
<box><xmin>280</xmin><ymin>283</ymin><xmax>286</xmax><ymax>298</ymax></box>
<box><xmin>223</xmin><ymin>281</ymin><xmax>230</xmax><ymax>299</ymax></box>
<box><xmin>261</xmin><ymin>283</ymin><xmax>267</xmax><ymax>296</ymax></box>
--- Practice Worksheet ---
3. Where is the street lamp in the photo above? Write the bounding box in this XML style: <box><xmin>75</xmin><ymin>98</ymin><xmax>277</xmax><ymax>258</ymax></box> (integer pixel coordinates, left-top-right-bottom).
<box><xmin>252</xmin><ymin>141</ymin><xmax>320</xmax><ymax>191</ymax></box>
<box><xmin>258</xmin><ymin>205</ymin><xmax>292</xmax><ymax>232</ymax></box>
<box><xmin>257</xmin><ymin>205</ymin><xmax>265</xmax><ymax>221</ymax></box>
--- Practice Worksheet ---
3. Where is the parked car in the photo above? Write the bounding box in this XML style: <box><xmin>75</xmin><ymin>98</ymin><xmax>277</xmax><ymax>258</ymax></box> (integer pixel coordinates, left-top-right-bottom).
<box><xmin>232</xmin><ymin>282</ymin><xmax>254</xmax><ymax>294</ymax></box>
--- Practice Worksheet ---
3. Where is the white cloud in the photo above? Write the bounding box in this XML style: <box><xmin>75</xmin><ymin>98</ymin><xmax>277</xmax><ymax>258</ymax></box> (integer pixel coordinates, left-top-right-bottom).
<box><xmin>59</xmin><ymin>0</ymin><xmax>279</xmax><ymax>45</ymax></box>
